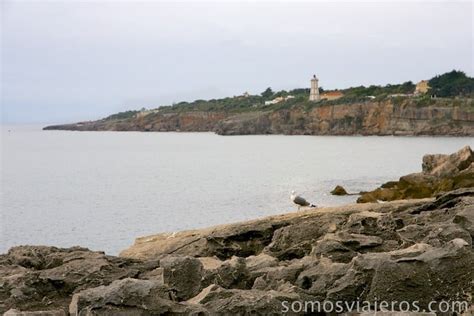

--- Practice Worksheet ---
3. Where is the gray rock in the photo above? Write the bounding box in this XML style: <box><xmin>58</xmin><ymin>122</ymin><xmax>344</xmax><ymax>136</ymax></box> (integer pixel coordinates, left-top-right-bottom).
<box><xmin>0</xmin><ymin>246</ymin><xmax>157</xmax><ymax>313</ymax></box>
<box><xmin>295</xmin><ymin>257</ymin><xmax>348</xmax><ymax>298</ymax></box>
<box><xmin>69</xmin><ymin>278</ymin><xmax>205</xmax><ymax>315</ymax></box>
<box><xmin>201</xmin><ymin>256</ymin><xmax>251</xmax><ymax>290</ymax></box>
<box><xmin>188</xmin><ymin>284</ymin><xmax>302</xmax><ymax>315</ymax></box>
<box><xmin>4</xmin><ymin>309</ymin><xmax>66</xmax><ymax>316</ymax></box>
<box><xmin>160</xmin><ymin>256</ymin><xmax>203</xmax><ymax>300</ymax></box>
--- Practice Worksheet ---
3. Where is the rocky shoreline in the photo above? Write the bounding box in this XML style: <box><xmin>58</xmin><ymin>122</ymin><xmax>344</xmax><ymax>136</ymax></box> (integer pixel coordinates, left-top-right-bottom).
<box><xmin>43</xmin><ymin>99</ymin><xmax>474</xmax><ymax>136</ymax></box>
<box><xmin>357</xmin><ymin>145</ymin><xmax>474</xmax><ymax>203</ymax></box>
<box><xmin>2</xmin><ymin>148</ymin><xmax>474</xmax><ymax>315</ymax></box>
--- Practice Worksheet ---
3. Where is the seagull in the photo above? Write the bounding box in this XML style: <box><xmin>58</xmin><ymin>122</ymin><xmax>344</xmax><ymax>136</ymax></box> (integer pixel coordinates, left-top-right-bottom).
<box><xmin>290</xmin><ymin>190</ymin><xmax>316</xmax><ymax>209</ymax></box>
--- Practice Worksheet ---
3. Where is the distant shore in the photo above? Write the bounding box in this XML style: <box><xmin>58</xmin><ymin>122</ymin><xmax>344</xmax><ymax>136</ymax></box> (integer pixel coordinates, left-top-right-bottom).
<box><xmin>44</xmin><ymin>98</ymin><xmax>474</xmax><ymax>136</ymax></box>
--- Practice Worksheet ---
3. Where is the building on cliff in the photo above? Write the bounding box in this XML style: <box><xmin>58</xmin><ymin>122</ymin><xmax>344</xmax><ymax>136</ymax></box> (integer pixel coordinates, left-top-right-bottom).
<box><xmin>264</xmin><ymin>95</ymin><xmax>295</xmax><ymax>105</ymax></box>
<box><xmin>415</xmin><ymin>80</ymin><xmax>430</xmax><ymax>95</ymax></box>
<box><xmin>309</xmin><ymin>75</ymin><xmax>320</xmax><ymax>101</ymax></box>
<box><xmin>320</xmin><ymin>91</ymin><xmax>344</xmax><ymax>101</ymax></box>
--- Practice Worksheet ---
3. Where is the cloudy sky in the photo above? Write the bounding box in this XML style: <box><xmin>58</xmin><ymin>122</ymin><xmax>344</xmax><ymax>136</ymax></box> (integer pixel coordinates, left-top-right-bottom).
<box><xmin>1</xmin><ymin>0</ymin><xmax>473</xmax><ymax>123</ymax></box>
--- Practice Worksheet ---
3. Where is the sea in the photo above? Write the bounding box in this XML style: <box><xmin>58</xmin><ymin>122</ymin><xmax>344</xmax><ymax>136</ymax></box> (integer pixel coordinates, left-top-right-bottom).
<box><xmin>1</xmin><ymin>125</ymin><xmax>473</xmax><ymax>255</ymax></box>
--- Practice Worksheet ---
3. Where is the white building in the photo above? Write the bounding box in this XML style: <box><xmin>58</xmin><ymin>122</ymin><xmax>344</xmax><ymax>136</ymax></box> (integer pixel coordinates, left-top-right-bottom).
<box><xmin>309</xmin><ymin>75</ymin><xmax>320</xmax><ymax>102</ymax></box>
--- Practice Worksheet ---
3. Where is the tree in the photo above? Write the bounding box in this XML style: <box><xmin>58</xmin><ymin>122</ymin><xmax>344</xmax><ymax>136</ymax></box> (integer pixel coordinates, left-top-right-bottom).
<box><xmin>261</xmin><ymin>87</ymin><xmax>274</xmax><ymax>99</ymax></box>
<box><xmin>429</xmin><ymin>70</ymin><xmax>474</xmax><ymax>97</ymax></box>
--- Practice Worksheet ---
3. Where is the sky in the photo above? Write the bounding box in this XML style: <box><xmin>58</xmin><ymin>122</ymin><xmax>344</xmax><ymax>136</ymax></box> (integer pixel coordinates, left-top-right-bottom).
<box><xmin>1</xmin><ymin>0</ymin><xmax>473</xmax><ymax>124</ymax></box>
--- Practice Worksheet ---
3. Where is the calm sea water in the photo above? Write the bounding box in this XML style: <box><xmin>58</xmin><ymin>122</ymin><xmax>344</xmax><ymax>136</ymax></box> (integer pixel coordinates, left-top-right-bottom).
<box><xmin>1</xmin><ymin>125</ymin><xmax>473</xmax><ymax>255</ymax></box>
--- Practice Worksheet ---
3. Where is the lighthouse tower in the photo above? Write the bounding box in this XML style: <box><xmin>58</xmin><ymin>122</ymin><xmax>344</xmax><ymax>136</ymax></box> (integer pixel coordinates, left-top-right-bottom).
<box><xmin>309</xmin><ymin>74</ymin><xmax>320</xmax><ymax>102</ymax></box>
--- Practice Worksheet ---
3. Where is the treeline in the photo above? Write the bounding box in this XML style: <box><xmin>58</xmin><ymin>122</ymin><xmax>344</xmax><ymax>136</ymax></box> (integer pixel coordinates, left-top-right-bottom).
<box><xmin>104</xmin><ymin>70</ymin><xmax>473</xmax><ymax>120</ymax></box>
<box><xmin>428</xmin><ymin>70</ymin><xmax>474</xmax><ymax>97</ymax></box>
<box><xmin>104</xmin><ymin>110</ymin><xmax>140</xmax><ymax>120</ymax></box>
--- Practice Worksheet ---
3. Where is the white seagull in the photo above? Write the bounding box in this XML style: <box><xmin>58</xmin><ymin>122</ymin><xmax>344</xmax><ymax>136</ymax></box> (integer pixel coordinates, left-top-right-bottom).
<box><xmin>290</xmin><ymin>190</ymin><xmax>316</xmax><ymax>209</ymax></box>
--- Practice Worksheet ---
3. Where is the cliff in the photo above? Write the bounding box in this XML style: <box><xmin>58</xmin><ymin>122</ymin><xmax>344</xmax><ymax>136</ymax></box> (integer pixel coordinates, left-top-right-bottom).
<box><xmin>44</xmin><ymin>98</ymin><xmax>474</xmax><ymax>136</ymax></box>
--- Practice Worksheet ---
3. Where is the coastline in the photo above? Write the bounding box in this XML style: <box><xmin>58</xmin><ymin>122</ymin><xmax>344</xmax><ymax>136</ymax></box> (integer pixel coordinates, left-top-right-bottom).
<box><xmin>2</xmin><ymin>189</ymin><xmax>473</xmax><ymax>314</ymax></box>
<box><xmin>1</xmin><ymin>146</ymin><xmax>473</xmax><ymax>314</ymax></box>
<box><xmin>43</xmin><ymin>99</ymin><xmax>474</xmax><ymax>137</ymax></box>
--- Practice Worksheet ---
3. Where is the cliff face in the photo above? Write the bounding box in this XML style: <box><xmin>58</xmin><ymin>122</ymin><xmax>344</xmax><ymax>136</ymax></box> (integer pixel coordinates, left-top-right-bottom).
<box><xmin>216</xmin><ymin>100</ymin><xmax>474</xmax><ymax>136</ymax></box>
<box><xmin>44</xmin><ymin>99</ymin><xmax>474</xmax><ymax>136</ymax></box>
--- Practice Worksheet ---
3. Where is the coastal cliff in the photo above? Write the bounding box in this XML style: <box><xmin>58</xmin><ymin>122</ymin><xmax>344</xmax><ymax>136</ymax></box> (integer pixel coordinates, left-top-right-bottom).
<box><xmin>2</xmin><ymin>147</ymin><xmax>474</xmax><ymax>315</ymax></box>
<box><xmin>44</xmin><ymin>99</ymin><xmax>474</xmax><ymax>136</ymax></box>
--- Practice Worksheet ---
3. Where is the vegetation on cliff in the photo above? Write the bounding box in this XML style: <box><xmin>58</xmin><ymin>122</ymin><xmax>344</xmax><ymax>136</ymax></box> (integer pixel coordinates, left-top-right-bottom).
<box><xmin>428</xmin><ymin>70</ymin><xmax>474</xmax><ymax>98</ymax></box>
<box><xmin>120</xmin><ymin>70</ymin><xmax>474</xmax><ymax>117</ymax></box>
<box><xmin>43</xmin><ymin>70</ymin><xmax>474</xmax><ymax>136</ymax></box>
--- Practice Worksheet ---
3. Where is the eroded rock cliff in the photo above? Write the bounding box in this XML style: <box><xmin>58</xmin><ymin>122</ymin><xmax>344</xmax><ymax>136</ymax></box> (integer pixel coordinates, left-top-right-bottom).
<box><xmin>44</xmin><ymin>99</ymin><xmax>474</xmax><ymax>136</ymax></box>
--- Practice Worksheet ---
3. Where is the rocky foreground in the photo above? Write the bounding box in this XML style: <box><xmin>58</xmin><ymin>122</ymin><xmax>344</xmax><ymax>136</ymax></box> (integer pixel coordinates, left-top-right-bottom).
<box><xmin>2</xmin><ymin>147</ymin><xmax>474</xmax><ymax>315</ymax></box>
<box><xmin>1</xmin><ymin>189</ymin><xmax>473</xmax><ymax>315</ymax></box>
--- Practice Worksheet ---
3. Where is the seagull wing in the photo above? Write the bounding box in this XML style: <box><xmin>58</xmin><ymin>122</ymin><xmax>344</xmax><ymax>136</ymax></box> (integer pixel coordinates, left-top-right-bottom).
<box><xmin>293</xmin><ymin>195</ymin><xmax>310</xmax><ymax>206</ymax></box>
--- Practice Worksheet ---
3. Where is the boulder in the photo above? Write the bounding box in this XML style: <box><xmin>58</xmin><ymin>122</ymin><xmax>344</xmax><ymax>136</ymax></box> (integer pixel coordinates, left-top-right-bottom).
<box><xmin>251</xmin><ymin>256</ymin><xmax>316</xmax><ymax>291</ymax></box>
<box><xmin>295</xmin><ymin>258</ymin><xmax>348</xmax><ymax>298</ymax></box>
<box><xmin>331</xmin><ymin>185</ymin><xmax>348</xmax><ymax>196</ymax></box>
<box><xmin>160</xmin><ymin>256</ymin><xmax>203</xmax><ymax>300</ymax></box>
<box><xmin>327</xmin><ymin>239</ymin><xmax>473</xmax><ymax>311</ymax></box>
<box><xmin>0</xmin><ymin>246</ymin><xmax>157</xmax><ymax>313</ymax></box>
<box><xmin>69</xmin><ymin>278</ymin><xmax>205</xmax><ymax>315</ymax></box>
<box><xmin>245</xmin><ymin>253</ymin><xmax>279</xmax><ymax>272</ymax></box>
<box><xmin>358</xmin><ymin>146</ymin><xmax>474</xmax><ymax>203</ymax></box>
<box><xmin>264</xmin><ymin>214</ymin><xmax>347</xmax><ymax>260</ymax></box>
<box><xmin>422</xmin><ymin>145</ymin><xmax>473</xmax><ymax>177</ymax></box>
<box><xmin>201</xmin><ymin>256</ymin><xmax>251</xmax><ymax>290</ymax></box>
<box><xmin>188</xmin><ymin>284</ymin><xmax>302</xmax><ymax>315</ymax></box>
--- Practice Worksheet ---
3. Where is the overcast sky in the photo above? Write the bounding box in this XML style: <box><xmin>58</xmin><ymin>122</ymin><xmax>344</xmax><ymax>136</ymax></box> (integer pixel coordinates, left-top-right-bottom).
<box><xmin>1</xmin><ymin>0</ymin><xmax>473</xmax><ymax>124</ymax></box>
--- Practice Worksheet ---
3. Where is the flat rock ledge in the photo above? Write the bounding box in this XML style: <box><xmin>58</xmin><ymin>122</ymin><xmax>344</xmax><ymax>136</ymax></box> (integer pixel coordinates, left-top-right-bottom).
<box><xmin>2</xmin><ymin>188</ymin><xmax>473</xmax><ymax>315</ymax></box>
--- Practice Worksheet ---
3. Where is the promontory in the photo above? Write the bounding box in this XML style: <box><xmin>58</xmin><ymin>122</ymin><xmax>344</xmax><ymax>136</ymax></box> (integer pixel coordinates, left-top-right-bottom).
<box><xmin>44</xmin><ymin>70</ymin><xmax>474</xmax><ymax>136</ymax></box>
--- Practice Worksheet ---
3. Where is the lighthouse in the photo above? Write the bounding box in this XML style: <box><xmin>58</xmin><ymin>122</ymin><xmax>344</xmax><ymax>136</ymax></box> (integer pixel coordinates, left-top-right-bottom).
<box><xmin>309</xmin><ymin>74</ymin><xmax>320</xmax><ymax>102</ymax></box>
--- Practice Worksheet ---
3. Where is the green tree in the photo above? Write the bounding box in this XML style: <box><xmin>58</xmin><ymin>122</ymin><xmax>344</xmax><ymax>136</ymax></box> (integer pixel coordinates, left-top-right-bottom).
<box><xmin>429</xmin><ymin>70</ymin><xmax>474</xmax><ymax>97</ymax></box>
<box><xmin>261</xmin><ymin>87</ymin><xmax>274</xmax><ymax>99</ymax></box>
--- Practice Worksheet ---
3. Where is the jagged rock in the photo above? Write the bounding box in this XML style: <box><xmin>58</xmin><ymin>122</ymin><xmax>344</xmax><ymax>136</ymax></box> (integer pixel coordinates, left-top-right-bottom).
<box><xmin>69</xmin><ymin>278</ymin><xmax>205</xmax><ymax>315</ymax></box>
<box><xmin>187</xmin><ymin>284</ymin><xmax>302</xmax><ymax>315</ymax></box>
<box><xmin>160</xmin><ymin>256</ymin><xmax>203</xmax><ymax>300</ymax></box>
<box><xmin>331</xmin><ymin>185</ymin><xmax>348</xmax><ymax>195</ymax></box>
<box><xmin>251</xmin><ymin>256</ymin><xmax>316</xmax><ymax>291</ymax></box>
<box><xmin>120</xmin><ymin>221</ymin><xmax>281</xmax><ymax>260</ymax></box>
<box><xmin>4</xmin><ymin>309</ymin><xmax>66</xmax><ymax>316</ymax></box>
<box><xmin>358</xmin><ymin>146</ymin><xmax>474</xmax><ymax>203</ymax></box>
<box><xmin>295</xmin><ymin>258</ymin><xmax>348</xmax><ymax>298</ymax></box>
<box><xmin>311</xmin><ymin>232</ymin><xmax>383</xmax><ymax>263</ymax></box>
<box><xmin>311</xmin><ymin>238</ymin><xmax>356</xmax><ymax>263</ymax></box>
<box><xmin>245</xmin><ymin>253</ymin><xmax>279</xmax><ymax>272</ymax></box>
<box><xmin>264</xmin><ymin>214</ymin><xmax>347</xmax><ymax>260</ymax></box>
<box><xmin>422</xmin><ymin>145</ymin><xmax>473</xmax><ymax>177</ymax></box>
<box><xmin>201</xmin><ymin>256</ymin><xmax>251</xmax><ymax>290</ymax></box>
<box><xmin>327</xmin><ymin>239</ymin><xmax>473</xmax><ymax>311</ymax></box>
<box><xmin>454</xmin><ymin>203</ymin><xmax>474</xmax><ymax>238</ymax></box>
<box><xmin>0</xmin><ymin>246</ymin><xmax>157</xmax><ymax>313</ymax></box>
